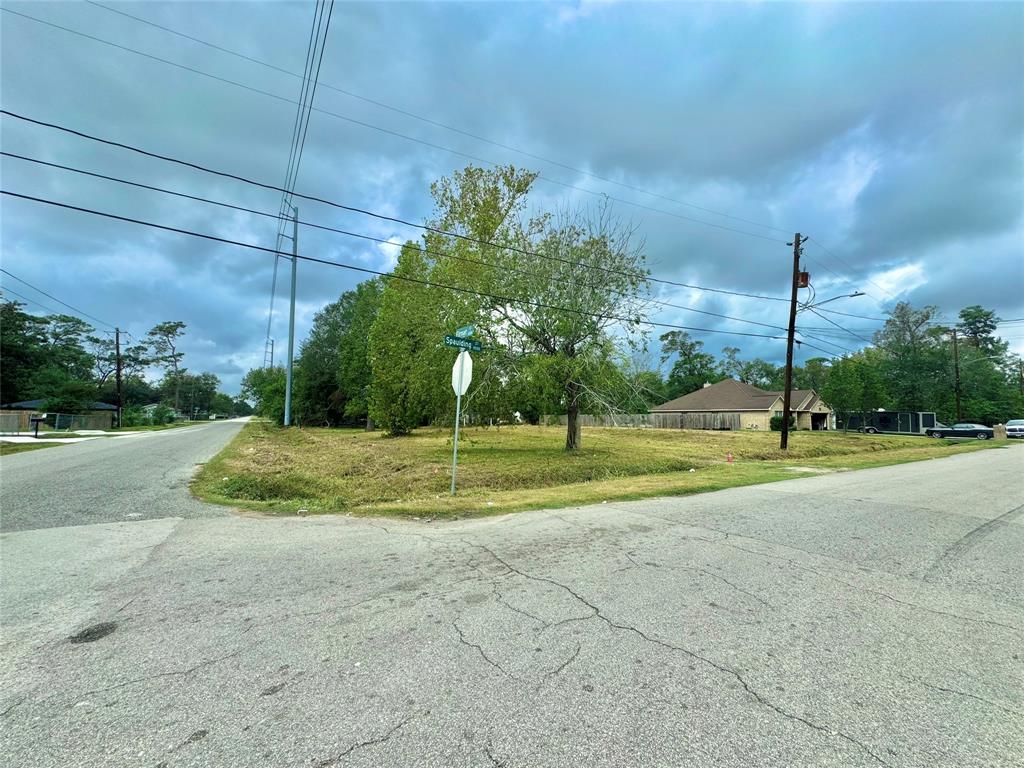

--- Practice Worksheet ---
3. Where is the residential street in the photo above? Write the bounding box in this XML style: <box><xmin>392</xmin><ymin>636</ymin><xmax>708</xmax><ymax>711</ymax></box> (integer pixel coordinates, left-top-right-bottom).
<box><xmin>1</xmin><ymin>444</ymin><xmax>1021</xmax><ymax>767</ymax></box>
<box><xmin>0</xmin><ymin>420</ymin><xmax>246</xmax><ymax>532</ymax></box>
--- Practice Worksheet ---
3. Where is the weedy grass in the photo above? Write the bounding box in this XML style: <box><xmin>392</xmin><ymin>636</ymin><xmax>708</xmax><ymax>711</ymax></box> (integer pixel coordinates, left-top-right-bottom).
<box><xmin>192</xmin><ymin>421</ymin><xmax>1004</xmax><ymax>519</ymax></box>
<box><xmin>0</xmin><ymin>441</ymin><xmax>62</xmax><ymax>456</ymax></box>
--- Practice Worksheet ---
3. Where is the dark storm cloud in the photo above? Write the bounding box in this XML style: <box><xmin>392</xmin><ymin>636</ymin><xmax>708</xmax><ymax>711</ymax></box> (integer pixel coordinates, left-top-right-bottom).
<box><xmin>2</xmin><ymin>1</ymin><xmax>1022</xmax><ymax>393</ymax></box>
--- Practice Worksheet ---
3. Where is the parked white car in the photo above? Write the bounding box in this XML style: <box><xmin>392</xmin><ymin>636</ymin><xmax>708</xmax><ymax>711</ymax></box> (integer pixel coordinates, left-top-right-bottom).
<box><xmin>1006</xmin><ymin>419</ymin><xmax>1024</xmax><ymax>439</ymax></box>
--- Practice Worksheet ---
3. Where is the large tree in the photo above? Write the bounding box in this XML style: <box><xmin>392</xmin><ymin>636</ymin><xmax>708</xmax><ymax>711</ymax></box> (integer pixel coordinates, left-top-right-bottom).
<box><xmin>659</xmin><ymin>331</ymin><xmax>719</xmax><ymax>399</ymax></box>
<box><xmin>147</xmin><ymin>321</ymin><xmax>187</xmax><ymax>411</ymax></box>
<box><xmin>336</xmin><ymin>279</ymin><xmax>383</xmax><ymax>427</ymax></box>
<box><xmin>367</xmin><ymin>244</ymin><xmax>449</xmax><ymax>435</ymax></box>
<box><xmin>0</xmin><ymin>300</ymin><xmax>48</xmax><ymax>403</ymax></box>
<box><xmin>430</xmin><ymin>167</ymin><xmax>650</xmax><ymax>450</ymax></box>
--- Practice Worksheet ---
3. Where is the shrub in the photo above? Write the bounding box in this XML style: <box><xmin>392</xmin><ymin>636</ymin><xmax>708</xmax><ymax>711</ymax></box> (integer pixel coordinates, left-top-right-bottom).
<box><xmin>121</xmin><ymin>406</ymin><xmax>146</xmax><ymax>427</ymax></box>
<box><xmin>769</xmin><ymin>414</ymin><xmax>796</xmax><ymax>431</ymax></box>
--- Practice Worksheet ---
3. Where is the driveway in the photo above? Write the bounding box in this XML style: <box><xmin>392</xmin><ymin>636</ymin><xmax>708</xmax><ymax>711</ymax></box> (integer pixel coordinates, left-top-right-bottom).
<box><xmin>0</xmin><ymin>443</ymin><xmax>1021</xmax><ymax>767</ymax></box>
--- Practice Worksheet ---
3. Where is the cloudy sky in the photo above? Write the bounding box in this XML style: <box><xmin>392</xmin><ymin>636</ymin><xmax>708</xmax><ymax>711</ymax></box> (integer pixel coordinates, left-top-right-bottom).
<box><xmin>2</xmin><ymin>0</ymin><xmax>1022</xmax><ymax>394</ymax></box>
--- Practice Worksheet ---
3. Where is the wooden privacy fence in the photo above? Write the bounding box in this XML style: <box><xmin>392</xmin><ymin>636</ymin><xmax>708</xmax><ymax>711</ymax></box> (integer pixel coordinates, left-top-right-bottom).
<box><xmin>547</xmin><ymin>412</ymin><xmax>742</xmax><ymax>430</ymax></box>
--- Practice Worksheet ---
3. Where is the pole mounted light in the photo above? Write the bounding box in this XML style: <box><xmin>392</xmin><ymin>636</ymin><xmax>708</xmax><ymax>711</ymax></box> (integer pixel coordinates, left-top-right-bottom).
<box><xmin>799</xmin><ymin>291</ymin><xmax>865</xmax><ymax>312</ymax></box>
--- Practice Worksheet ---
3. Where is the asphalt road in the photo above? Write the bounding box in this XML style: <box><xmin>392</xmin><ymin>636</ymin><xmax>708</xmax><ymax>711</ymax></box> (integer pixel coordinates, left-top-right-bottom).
<box><xmin>0</xmin><ymin>420</ymin><xmax>245</xmax><ymax>532</ymax></box>
<box><xmin>0</xmin><ymin>442</ymin><xmax>1021</xmax><ymax>767</ymax></box>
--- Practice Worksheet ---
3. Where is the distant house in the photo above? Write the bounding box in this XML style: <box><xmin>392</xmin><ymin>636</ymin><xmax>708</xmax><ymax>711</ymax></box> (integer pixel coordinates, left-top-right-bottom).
<box><xmin>141</xmin><ymin>403</ymin><xmax>183</xmax><ymax>419</ymax></box>
<box><xmin>650</xmin><ymin>379</ymin><xmax>834</xmax><ymax>431</ymax></box>
<box><xmin>0</xmin><ymin>399</ymin><xmax>118</xmax><ymax>430</ymax></box>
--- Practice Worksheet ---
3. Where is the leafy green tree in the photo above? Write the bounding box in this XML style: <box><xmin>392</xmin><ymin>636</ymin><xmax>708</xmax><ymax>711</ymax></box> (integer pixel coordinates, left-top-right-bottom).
<box><xmin>427</xmin><ymin>166</ymin><xmax>650</xmax><ymax>450</ymax></box>
<box><xmin>957</xmin><ymin>305</ymin><xmax>1004</xmax><ymax>354</ymax></box>
<box><xmin>659</xmin><ymin>331</ymin><xmax>719</xmax><ymax>399</ymax></box>
<box><xmin>173</xmin><ymin>371</ymin><xmax>219</xmax><ymax>418</ymax></box>
<box><xmin>210</xmin><ymin>392</ymin><xmax>235</xmax><ymax>416</ymax></box>
<box><xmin>337</xmin><ymin>279</ymin><xmax>383</xmax><ymax>427</ymax></box>
<box><xmin>740</xmin><ymin>358</ymin><xmax>783</xmax><ymax>389</ymax></box>
<box><xmin>718</xmin><ymin>346</ymin><xmax>744</xmax><ymax>380</ymax></box>
<box><xmin>293</xmin><ymin>278</ymin><xmax>383</xmax><ymax>427</ymax></box>
<box><xmin>232</xmin><ymin>397</ymin><xmax>254</xmax><ymax>416</ymax></box>
<box><xmin>367</xmin><ymin>244</ymin><xmax>447</xmax><ymax>435</ymax></box>
<box><xmin>294</xmin><ymin>297</ymin><xmax>349</xmax><ymax>426</ymax></box>
<box><xmin>147</xmin><ymin>321</ymin><xmax>187</xmax><ymax>411</ymax></box>
<box><xmin>30</xmin><ymin>367</ymin><xmax>97</xmax><ymax>413</ymax></box>
<box><xmin>872</xmin><ymin>302</ymin><xmax>944</xmax><ymax>412</ymax></box>
<box><xmin>97</xmin><ymin>374</ymin><xmax>159</xmax><ymax>408</ymax></box>
<box><xmin>241</xmin><ymin>366</ymin><xmax>286</xmax><ymax>424</ymax></box>
<box><xmin>0</xmin><ymin>300</ymin><xmax>48</xmax><ymax>403</ymax></box>
<box><xmin>792</xmin><ymin>357</ymin><xmax>831</xmax><ymax>392</ymax></box>
<box><xmin>821</xmin><ymin>356</ymin><xmax>864</xmax><ymax>431</ymax></box>
<box><xmin>40</xmin><ymin>315</ymin><xmax>95</xmax><ymax>381</ymax></box>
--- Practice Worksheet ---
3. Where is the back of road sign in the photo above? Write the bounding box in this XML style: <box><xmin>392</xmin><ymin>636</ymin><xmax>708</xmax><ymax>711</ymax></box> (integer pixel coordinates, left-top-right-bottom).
<box><xmin>451</xmin><ymin>350</ymin><xmax>472</xmax><ymax>396</ymax></box>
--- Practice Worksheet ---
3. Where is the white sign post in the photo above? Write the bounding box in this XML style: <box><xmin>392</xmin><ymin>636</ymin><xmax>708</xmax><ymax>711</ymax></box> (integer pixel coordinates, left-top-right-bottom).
<box><xmin>450</xmin><ymin>350</ymin><xmax>473</xmax><ymax>495</ymax></box>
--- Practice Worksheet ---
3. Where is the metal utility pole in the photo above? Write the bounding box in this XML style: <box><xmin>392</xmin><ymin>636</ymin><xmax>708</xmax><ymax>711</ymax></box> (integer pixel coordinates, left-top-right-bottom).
<box><xmin>951</xmin><ymin>328</ymin><xmax>963</xmax><ymax>421</ymax></box>
<box><xmin>283</xmin><ymin>206</ymin><xmax>298</xmax><ymax>426</ymax></box>
<box><xmin>114</xmin><ymin>327</ymin><xmax>124</xmax><ymax>428</ymax></box>
<box><xmin>780</xmin><ymin>233</ymin><xmax>802</xmax><ymax>451</ymax></box>
<box><xmin>269</xmin><ymin>338</ymin><xmax>275</xmax><ymax>368</ymax></box>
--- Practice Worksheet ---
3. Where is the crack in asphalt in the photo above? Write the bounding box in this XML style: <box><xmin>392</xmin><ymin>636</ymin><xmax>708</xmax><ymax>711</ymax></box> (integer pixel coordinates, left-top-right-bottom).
<box><xmin>0</xmin><ymin>696</ymin><xmax>26</xmax><ymax>718</ymax></box>
<box><xmin>546</xmin><ymin>642</ymin><xmax>582</xmax><ymax>678</ymax></box>
<box><xmin>452</xmin><ymin>618</ymin><xmax>517</xmax><ymax>680</ymax></box>
<box><xmin>75</xmin><ymin>648</ymin><xmax>242</xmax><ymax>699</ymax></box>
<box><xmin>484</xmin><ymin>742</ymin><xmax>508</xmax><ymax>767</ymax></box>
<box><xmin>897</xmin><ymin>673</ymin><xmax>1023</xmax><ymax>717</ymax></box>
<box><xmin>475</xmin><ymin>543</ymin><xmax>889</xmax><ymax>767</ymax></box>
<box><xmin>313</xmin><ymin>715</ymin><xmax>414</xmax><ymax>766</ymax></box>
<box><xmin>491</xmin><ymin>583</ymin><xmax>550</xmax><ymax>628</ymax></box>
<box><xmin>624</xmin><ymin>550</ymin><xmax>771</xmax><ymax>608</ymax></box>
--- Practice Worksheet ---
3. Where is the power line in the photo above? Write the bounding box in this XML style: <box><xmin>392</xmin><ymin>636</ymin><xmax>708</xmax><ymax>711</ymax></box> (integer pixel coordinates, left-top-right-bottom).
<box><xmin>3</xmin><ymin>150</ymin><xmax>795</xmax><ymax>336</ymax></box>
<box><xmin>0</xmin><ymin>285</ymin><xmax>64</xmax><ymax>316</ymax></box>
<box><xmin>265</xmin><ymin>0</ymin><xmax>324</xmax><ymax>364</ymax></box>
<box><xmin>0</xmin><ymin>267</ymin><xmax>115</xmax><ymax>328</ymax></box>
<box><xmin>806</xmin><ymin>236</ymin><xmax>899</xmax><ymax>303</ymax></box>
<box><xmin>1</xmin><ymin>109</ymin><xmax>794</xmax><ymax>305</ymax></box>
<box><xmin>3</xmin><ymin>189</ymin><xmax>817</xmax><ymax>350</ymax></box>
<box><xmin>83</xmin><ymin>0</ymin><xmax>792</xmax><ymax>238</ymax></box>
<box><xmin>0</xmin><ymin>7</ymin><xmax>789</xmax><ymax>246</ymax></box>
<box><xmin>803</xmin><ymin>307</ymin><xmax>874</xmax><ymax>345</ymax></box>
<box><xmin>266</xmin><ymin>0</ymin><xmax>335</xmax><ymax>367</ymax></box>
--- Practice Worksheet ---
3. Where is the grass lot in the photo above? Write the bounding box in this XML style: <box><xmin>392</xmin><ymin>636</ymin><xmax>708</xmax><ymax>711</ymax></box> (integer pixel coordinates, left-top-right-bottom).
<box><xmin>0</xmin><ymin>442</ymin><xmax>61</xmax><ymax>456</ymax></box>
<box><xmin>192</xmin><ymin>421</ymin><xmax>1006</xmax><ymax>519</ymax></box>
<box><xmin>111</xmin><ymin>420</ymin><xmax>210</xmax><ymax>432</ymax></box>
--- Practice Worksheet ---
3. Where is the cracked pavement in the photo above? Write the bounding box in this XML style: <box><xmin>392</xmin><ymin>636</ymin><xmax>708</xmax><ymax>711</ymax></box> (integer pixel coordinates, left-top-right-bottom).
<box><xmin>1</xmin><ymin>442</ymin><xmax>1021</xmax><ymax>767</ymax></box>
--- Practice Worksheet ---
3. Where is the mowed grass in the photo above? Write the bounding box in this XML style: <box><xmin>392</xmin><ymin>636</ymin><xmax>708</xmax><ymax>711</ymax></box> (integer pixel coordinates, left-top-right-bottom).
<box><xmin>192</xmin><ymin>421</ymin><xmax>1005</xmax><ymax>519</ymax></box>
<box><xmin>0</xmin><ymin>441</ymin><xmax>62</xmax><ymax>456</ymax></box>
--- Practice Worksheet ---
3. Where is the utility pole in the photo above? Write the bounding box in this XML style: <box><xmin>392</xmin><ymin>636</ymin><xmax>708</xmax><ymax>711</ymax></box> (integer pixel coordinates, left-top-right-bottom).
<box><xmin>283</xmin><ymin>205</ymin><xmax>298</xmax><ymax>426</ymax></box>
<box><xmin>780</xmin><ymin>233</ymin><xmax>802</xmax><ymax>451</ymax></box>
<box><xmin>269</xmin><ymin>338</ymin><xmax>275</xmax><ymax>368</ymax></box>
<box><xmin>114</xmin><ymin>327</ymin><xmax>123</xmax><ymax>428</ymax></box>
<box><xmin>951</xmin><ymin>328</ymin><xmax>963</xmax><ymax>421</ymax></box>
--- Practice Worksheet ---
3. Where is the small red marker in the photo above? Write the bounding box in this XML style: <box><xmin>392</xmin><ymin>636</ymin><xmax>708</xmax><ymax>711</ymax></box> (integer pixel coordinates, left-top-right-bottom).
<box><xmin>726</xmin><ymin>452</ymin><xmax>734</xmax><ymax>464</ymax></box>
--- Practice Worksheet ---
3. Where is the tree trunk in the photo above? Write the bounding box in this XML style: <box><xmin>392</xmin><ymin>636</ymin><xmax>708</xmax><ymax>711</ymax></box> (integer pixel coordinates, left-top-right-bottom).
<box><xmin>565</xmin><ymin>382</ymin><xmax>581</xmax><ymax>451</ymax></box>
<box><xmin>365</xmin><ymin>416</ymin><xmax>375</xmax><ymax>432</ymax></box>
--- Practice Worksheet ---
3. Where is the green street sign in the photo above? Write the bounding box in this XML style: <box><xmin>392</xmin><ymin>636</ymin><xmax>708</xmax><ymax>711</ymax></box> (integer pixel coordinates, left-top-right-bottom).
<box><xmin>444</xmin><ymin>334</ymin><xmax>481</xmax><ymax>352</ymax></box>
<box><xmin>455</xmin><ymin>324</ymin><xmax>475</xmax><ymax>339</ymax></box>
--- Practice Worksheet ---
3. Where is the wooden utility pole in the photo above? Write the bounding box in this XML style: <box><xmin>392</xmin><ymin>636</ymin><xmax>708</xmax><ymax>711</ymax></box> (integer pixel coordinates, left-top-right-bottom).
<box><xmin>115</xmin><ymin>327</ymin><xmax>124</xmax><ymax>428</ymax></box>
<box><xmin>951</xmin><ymin>328</ymin><xmax>963</xmax><ymax>421</ymax></box>
<box><xmin>780</xmin><ymin>233</ymin><xmax>802</xmax><ymax>451</ymax></box>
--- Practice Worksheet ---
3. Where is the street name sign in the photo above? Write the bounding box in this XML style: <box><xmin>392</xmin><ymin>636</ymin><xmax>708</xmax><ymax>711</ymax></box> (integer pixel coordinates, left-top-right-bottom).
<box><xmin>444</xmin><ymin>334</ymin><xmax>481</xmax><ymax>352</ymax></box>
<box><xmin>455</xmin><ymin>324</ymin><xmax>475</xmax><ymax>338</ymax></box>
